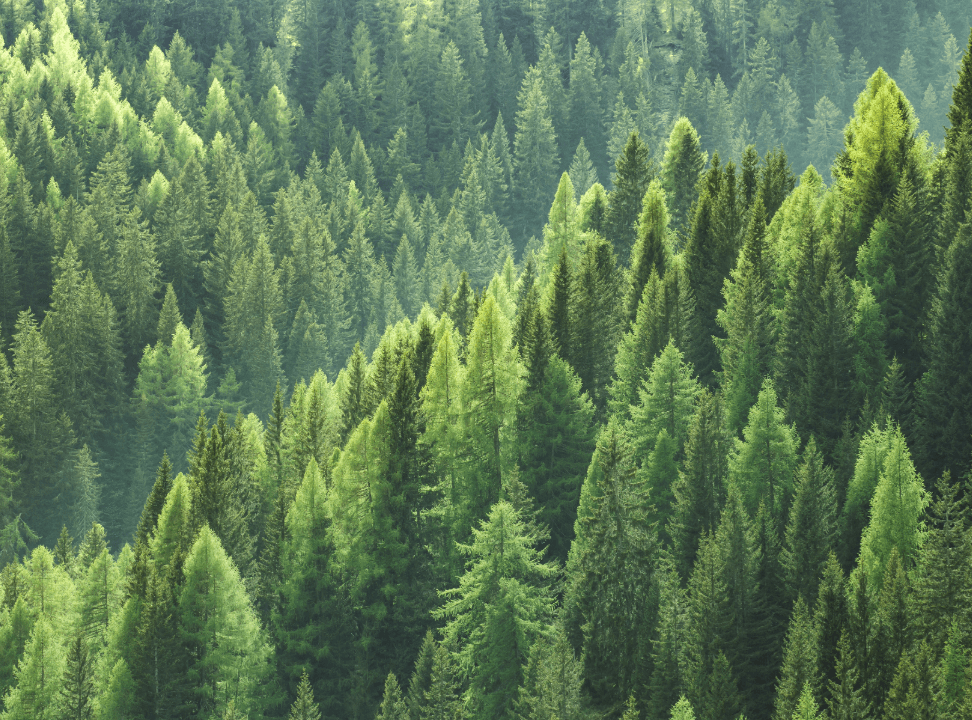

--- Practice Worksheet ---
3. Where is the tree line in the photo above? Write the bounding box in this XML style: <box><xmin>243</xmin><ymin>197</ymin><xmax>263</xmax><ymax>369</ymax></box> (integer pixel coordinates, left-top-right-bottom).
<box><xmin>0</xmin><ymin>0</ymin><xmax>971</xmax><ymax>718</ymax></box>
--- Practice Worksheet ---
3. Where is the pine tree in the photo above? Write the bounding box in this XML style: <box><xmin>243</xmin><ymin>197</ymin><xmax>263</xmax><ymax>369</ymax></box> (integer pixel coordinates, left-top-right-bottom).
<box><xmin>573</xmin><ymin>236</ymin><xmax>623</xmax><ymax>416</ymax></box>
<box><xmin>773</xmin><ymin>598</ymin><xmax>819</xmax><ymax>720</ymax></box>
<box><xmin>8</xmin><ymin>310</ymin><xmax>73</xmax><ymax>542</ymax></box>
<box><xmin>856</xmin><ymin>427</ymin><xmax>928</xmax><ymax>591</ymax></box>
<box><xmin>669</xmin><ymin>391</ymin><xmax>729</xmax><ymax>578</ymax></box>
<box><xmin>729</xmin><ymin>379</ymin><xmax>799</xmax><ymax>524</ymax></box>
<box><xmin>179</xmin><ymin>525</ymin><xmax>272</xmax><ymax>719</ymax></box>
<box><xmin>913</xmin><ymin>473</ymin><xmax>972</xmax><ymax>653</ymax></box>
<box><xmin>610</xmin><ymin>270</ymin><xmax>666</xmax><ymax>418</ymax></box>
<box><xmin>630</xmin><ymin>340</ymin><xmax>701</xmax><ymax>461</ymax></box>
<box><xmin>944</xmin><ymin>27</ymin><xmax>972</xmax><ymax>156</ymax></box>
<box><xmin>856</xmin><ymin>176</ymin><xmax>931</xmax><ymax>383</ymax></box>
<box><xmin>0</xmin><ymin>617</ymin><xmax>66</xmax><ymax>720</ymax></box>
<box><xmin>716</xmin><ymin>196</ymin><xmax>775</xmax><ymax>435</ymax></box>
<box><xmin>514</xmin><ymin>625</ymin><xmax>585</xmax><ymax>720</ymax></box>
<box><xmin>274</xmin><ymin>458</ymin><xmax>353</xmax><ymax>716</ymax></box>
<box><xmin>568</xmin><ymin>138</ymin><xmax>598</xmax><ymax>200</ymax></box>
<box><xmin>682</xmin><ymin>529</ymin><xmax>732</xmax><ymax>717</ymax></box>
<box><xmin>832</xmin><ymin>69</ymin><xmax>922</xmax><ymax>271</ymax></box>
<box><xmin>808</xmin><ymin>554</ymin><xmax>846</xmax><ymax>693</ymax></box>
<box><xmin>406</xmin><ymin>631</ymin><xmax>436</xmax><ymax>720</ymax></box>
<box><xmin>460</xmin><ymin>295</ymin><xmax>522</xmax><ymax>523</ymax></box>
<box><xmin>421</xmin><ymin>644</ymin><xmax>460</xmax><ymax>720</ymax></box>
<box><xmin>538</xmin><ymin>172</ymin><xmax>585</xmax><ymax>282</ymax></box>
<box><xmin>683</xmin><ymin>159</ymin><xmax>734</xmax><ymax>384</ymax></box>
<box><xmin>517</xmin><ymin>355</ymin><xmax>594</xmax><ymax>561</ymax></box>
<box><xmin>377</xmin><ymin>673</ymin><xmax>408</xmax><ymax>720</ymax></box>
<box><xmin>41</xmin><ymin>242</ymin><xmax>123</xmax><ymax>446</ymax></box>
<box><xmin>513</xmin><ymin>69</ymin><xmax>559</xmax><ymax>239</ymax></box>
<box><xmin>545</xmin><ymin>247</ymin><xmax>574</xmax><ymax>364</ymax></box>
<box><xmin>826</xmin><ymin>631</ymin><xmax>870</xmax><ymax>720</ymax></box>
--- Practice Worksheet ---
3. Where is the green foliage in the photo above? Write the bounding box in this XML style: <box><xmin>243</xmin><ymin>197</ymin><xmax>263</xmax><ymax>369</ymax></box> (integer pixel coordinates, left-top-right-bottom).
<box><xmin>179</xmin><ymin>525</ymin><xmax>272</xmax><ymax>719</ymax></box>
<box><xmin>565</xmin><ymin>418</ymin><xmax>657</xmax><ymax>712</ymax></box>
<box><xmin>782</xmin><ymin>439</ymin><xmax>837</xmax><ymax>604</ymax></box>
<box><xmin>661</xmin><ymin>118</ymin><xmax>705</xmax><ymax>240</ymax></box>
<box><xmin>434</xmin><ymin>500</ymin><xmax>556</xmax><ymax>719</ymax></box>
<box><xmin>729</xmin><ymin>379</ymin><xmax>799</xmax><ymax>523</ymax></box>
<box><xmin>856</xmin><ymin>427</ymin><xmax>928</xmax><ymax>591</ymax></box>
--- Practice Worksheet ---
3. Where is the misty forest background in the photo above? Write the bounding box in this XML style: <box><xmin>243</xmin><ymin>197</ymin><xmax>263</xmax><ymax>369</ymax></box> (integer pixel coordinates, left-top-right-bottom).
<box><xmin>0</xmin><ymin>0</ymin><xmax>971</xmax><ymax>718</ymax></box>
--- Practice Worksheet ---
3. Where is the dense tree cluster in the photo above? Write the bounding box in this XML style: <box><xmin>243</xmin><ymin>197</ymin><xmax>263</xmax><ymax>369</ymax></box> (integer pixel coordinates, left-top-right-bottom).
<box><xmin>0</xmin><ymin>0</ymin><xmax>970</xmax><ymax>718</ymax></box>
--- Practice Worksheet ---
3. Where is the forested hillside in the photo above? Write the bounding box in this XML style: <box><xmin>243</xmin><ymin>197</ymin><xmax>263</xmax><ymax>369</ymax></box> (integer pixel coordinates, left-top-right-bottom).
<box><xmin>0</xmin><ymin>0</ymin><xmax>971</xmax><ymax>717</ymax></box>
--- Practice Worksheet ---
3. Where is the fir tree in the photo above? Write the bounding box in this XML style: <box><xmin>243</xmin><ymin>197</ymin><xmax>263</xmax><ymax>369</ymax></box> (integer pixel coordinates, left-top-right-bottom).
<box><xmin>627</xmin><ymin>179</ymin><xmax>672</xmax><ymax>324</ymax></box>
<box><xmin>605</xmin><ymin>131</ymin><xmax>654</xmax><ymax>265</ymax></box>
<box><xmin>916</xmin><ymin>221</ymin><xmax>972</xmax><ymax>481</ymax></box>
<box><xmin>782</xmin><ymin>439</ymin><xmax>837</xmax><ymax>604</ymax></box>
<box><xmin>59</xmin><ymin>633</ymin><xmax>95</xmax><ymax>720</ymax></box>
<box><xmin>566</xmin><ymin>418</ymin><xmax>658</xmax><ymax>712</ymax></box>
<box><xmin>289</xmin><ymin>670</ymin><xmax>323</xmax><ymax>720</ymax></box>
<box><xmin>661</xmin><ymin>118</ymin><xmax>705</xmax><ymax>241</ymax></box>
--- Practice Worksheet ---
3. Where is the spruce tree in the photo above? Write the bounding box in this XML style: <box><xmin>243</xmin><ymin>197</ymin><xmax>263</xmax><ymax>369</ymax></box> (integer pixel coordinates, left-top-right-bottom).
<box><xmin>826</xmin><ymin>632</ymin><xmax>870</xmax><ymax>720</ymax></box>
<box><xmin>716</xmin><ymin>196</ymin><xmax>775</xmax><ymax>435</ymax></box>
<box><xmin>516</xmin><ymin>355</ymin><xmax>594</xmax><ymax>561</ymax></box>
<box><xmin>572</xmin><ymin>236</ymin><xmax>623</xmax><ymax>416</ymax></box>
<box><xmin>782</xmin><ymin>439</ymin><xmax>837</xmax><ymax>604</ymax></box>
<box><xmin>626</xmin><ymin>179</ymin><xmax>672</xmax><ymax>324</ymax></box>
<box><xmin>661</xmin><ymin>118</ymin><xmax>705</xmax><ymax>240</ymax></box>
<box><xmin>605</xmin><ymin>131</ymin><xmax>654</xmax><ymax>265</ymax></box>
<box><xmin>59</xmin><ymin>633</ymin><xmax>95</xmax><ymax>720</ymax></box>
<box><xmin>377</xmin><ymin>672</ymin><xmax>408</xmax><ymax>720</ymax></box>
<box><xmin>274</xmin><ymin>458</ymin><xmax>353</xmax><ymax>717</ymax></box>
<box><xmin>772</xmin><ymin>598</ymin><xmax>820</xmax><ymax>720</ymax></box>
<box><xmin>564</xmin><ymin>418</ymin><xmax>657</xmax><ymax>712</ymax></box>
<box><xmin>288</xmin><ymin>670</ymin><xmax>323</xmax><ymax>720</ymax></box>
<box><xmin>669</xmin><ymin>391</ymin><xmax>729</xmax><ymax>578</ymax></box>
<box><xmin>406</xmin><ymin>631</ymin><xmax>436</xmax><ymax>720</ymax></box>
<box><xmin>915</xmin><ymin>220</ymin><xmax>972</xmax><ymax>482</ymax></box>
<box><xmin>513</xmin><ymin>69</ymin><xmax>559</xmax><ymax>239</ymax></box>
<box><xmin>913</xmin><ymin>473</ymin><xmax>972</xmax><ymax>653</ymax></box>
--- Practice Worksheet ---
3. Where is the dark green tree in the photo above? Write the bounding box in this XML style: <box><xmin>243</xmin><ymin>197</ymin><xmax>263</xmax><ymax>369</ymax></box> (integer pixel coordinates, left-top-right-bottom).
<box><xmin>605</xmin><ymin>131</ymin><xmax>654</xmax><ymax>266</ymax></box>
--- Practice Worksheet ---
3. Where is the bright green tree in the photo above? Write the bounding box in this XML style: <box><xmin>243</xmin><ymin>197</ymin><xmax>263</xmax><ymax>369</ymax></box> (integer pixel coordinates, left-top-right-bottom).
<box><xmin>434</xmin><ymin>500</ymin><xmax>557</xmax><ymax>719</ymax></box>
<box><xmin>1</xmin><ymin>617</ymin><xmax>66</xmax><ymax>720</ymax></box>
<box><xmin>179</xmin><ymin>525</ymin><xmax>272</xmax><ymax>719</ymax></box>
<box><xmin>729</xmin><ymin>379</ymin><xmax>799</xmax><ymax>523</ymax></box>
<box><xmin>460</xmin><ymin>295</ymin><xmax>523</xmax><ymax>525</ymax></box>
<box><xmin>856</xmin><ymin>427</ymin><xmax>928</xmax><ymax>592</ymax></box>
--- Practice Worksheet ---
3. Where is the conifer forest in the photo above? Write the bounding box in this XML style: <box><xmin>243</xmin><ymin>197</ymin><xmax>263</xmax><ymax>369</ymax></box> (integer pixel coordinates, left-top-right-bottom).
<box><xmin>1</xmin><ymin>0</ymin><xmax>972</xmax><ymax>716</ymax></box>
